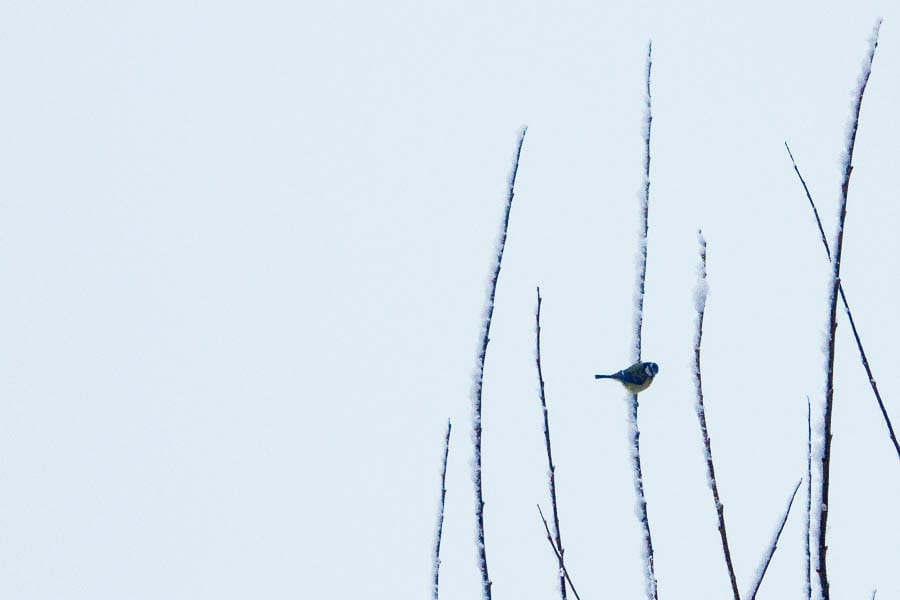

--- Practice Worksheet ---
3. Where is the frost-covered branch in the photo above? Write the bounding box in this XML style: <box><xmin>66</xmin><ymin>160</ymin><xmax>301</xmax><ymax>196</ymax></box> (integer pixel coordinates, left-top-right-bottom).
<box><xmin>746</xmin><ymin>480</ymin><xmax>802</xmax><ymax>600</ymax></box>
<box><xmin>535</xmin><ymin>287</ymin><xmax>568</xmax><ymax>600</ymax></box>
<box><xmin>627</xmin><ymin>398</ymin><xmax>657</xmax><ymax>600</ymax></box>
<box><xmin>818</xmin><ymin>22</ymin><xmax>881</xmax><ymax>600</ymax></box>
<box><xmin>433</xmin><ymin>420</ymin><xmax>452</xmax><ymax>600</ymax></box>
<box><xmin>471</xmin><ymin>126</ymin><xmax>528</xmax><ymax>600</ymax></box>
<box><xmin>633</xmin><ymin>41</ymin><xmax>653</xmax><ymax>364</ymax></box>
<box><xmin>537</xmin><ymin>505</ymin><xmax>583</xmax><ymax>600</ymax></box>
<box><xmin>626</xmin><ymin>41</ymin><xmax>658</xmax><ymax>600</ymax></box>
<box><xmin>785</xmin><ymin>142</ymin><xmax>899</xmax><ymax>463</ymax></box>
<box><xmin>692</xmin><ymin>233</ymin><xmax>740</xmax><ymax>600</ymax></box>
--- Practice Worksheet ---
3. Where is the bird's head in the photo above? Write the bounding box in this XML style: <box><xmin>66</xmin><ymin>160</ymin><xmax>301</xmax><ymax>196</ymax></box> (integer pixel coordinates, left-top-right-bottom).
<box><xmin>643</xmin><ymin>362</ymin><xmax>659</xmax><ymax>377</ymax></box>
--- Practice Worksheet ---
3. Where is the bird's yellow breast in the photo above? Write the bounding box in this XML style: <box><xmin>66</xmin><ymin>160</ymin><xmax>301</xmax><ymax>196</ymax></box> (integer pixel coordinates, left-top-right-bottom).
<box><xmin>623</xmin><ymin>379</ymin><xmax>654</xmax><ymax>393</ymax></box>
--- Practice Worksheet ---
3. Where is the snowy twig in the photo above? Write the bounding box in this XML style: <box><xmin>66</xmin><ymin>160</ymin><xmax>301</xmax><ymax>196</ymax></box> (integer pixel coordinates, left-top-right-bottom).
<box><xmin>818</xmin><ymin>21</ymin><xmax>881</xmax><ymax>600</ymax></box>
<box><xmin>537</xmin><ymin>505</ymin><xmax>582</xmax><ymax>600</ymax></box>
<box><xmin>805</xmin><ymin>397</ymin><xmax>812</xmax><ymax>600</ymax></box>
<box><xmin>535</xmin><ymin>287</ymin><xmax>568</xmax><ymax>600</ymax></box>
<box><xmin>746</xmin><ymin>480</ymin><xmax>803</xmax><ymax>600</ymax></box>
<box><xmin>634</xmin><ymin>42</ymin><xmax>653</xmax><ymax>364</ymax></box>
<box><xmin>628</xmin><ymin>398</ymin><xmax>657</xmax><ymax>600</ymax></box>
<box><xmin>692</xmin><ymin>233</ymin><xmax>740</xmax><ymax>600</ymax></box>
<box><xmin>433</xmin><ymin>420</ymin><xmax>452</xmax><ymax>600</ymax></box>
<box><xmin>471</xmin><ymin>126</ymin><xmax>528</xmax><ymax>600</ymax></box>
<box><xmin>785</xmin><ymin>142</ymin><xmax>899</xmax><ymax>462</ymax></box>
<box><xmin>627</xmin><ymin>41</ymin><xmax>658</xmax><ymax>600</ymax></box>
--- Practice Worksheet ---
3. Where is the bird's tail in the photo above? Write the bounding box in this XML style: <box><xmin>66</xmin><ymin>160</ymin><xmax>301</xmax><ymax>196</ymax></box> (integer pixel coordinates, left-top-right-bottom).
<box><xmin>594</xmin><ymin>374</ymin><xmax>615</xmax><ymax>379</ymax></box>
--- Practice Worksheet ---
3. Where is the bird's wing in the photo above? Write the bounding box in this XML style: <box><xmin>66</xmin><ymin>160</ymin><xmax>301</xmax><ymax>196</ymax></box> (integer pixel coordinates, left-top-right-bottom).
<box><xmin>618</xmin><ymin>367</ymin><xmax>645</xmax><ymax>385</ymax></box>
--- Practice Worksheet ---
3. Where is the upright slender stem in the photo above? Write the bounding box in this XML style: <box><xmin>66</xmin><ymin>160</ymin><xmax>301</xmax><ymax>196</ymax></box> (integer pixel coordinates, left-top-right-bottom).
<box><xmin>805</xmin><ymin>397</ymin><xmax>812</xmax><ymax>600</ymax></box>
<box><xmin>818</xmin><ymin>22</ymin><xmax>880</xmax><ymax>599</ymax></box>
<box><xmin>432</xmin><ymin>420</ymin><xmax>452</xmax><ymax>600</ymax></box>
<box><xmin>471</xmin><ymin>126</ymin><xmax>528</xmax><ymax>600</ymax></box>
<box><xmin>627</xmin><ymin>41</ymin><xmax>658</xmax><ymax>600</ymax></box>
<box><xmin>634</xmin><ymin>41</ymin><xmax>653</xmax><ymax>365</ymax></box>
<box><xmin>785</xmin><ymin>142</ymin><xmax>899</xmax><ymax>462</ymax></box>
<box><xmin>693</xmin><ymin>233</ymin><xmax>740</xmax><ymax>599</ymax></box>
<box><xmin>629</xmin><ymin>396</ymin><xmax>657</xmax><ymax>600</ymax></box>
<box><xmin>535</xmin><ymin>288</ymin><xmax>568</xmax><ymax>600</ymax></box>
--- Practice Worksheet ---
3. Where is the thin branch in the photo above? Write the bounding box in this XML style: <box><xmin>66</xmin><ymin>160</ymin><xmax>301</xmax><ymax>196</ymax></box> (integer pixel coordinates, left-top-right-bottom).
<box><xmin>785</xmin><ymin>142</ymin><xmax>830</xmax><ymax>259</ymax></box>
<box><xmin>634</xmin><ymin>41</ymin><xmax>653</xmax><ymax>364</ymax></box>
<box><xmin>628</xmin><ymin>41</ymin><xmax>658</xmax><ymax>600</ymax></box>
<box><xmin>747</xmin><ymin>480</ymin><xmax>803</xmax><ymax>600</ymax></box>
<box><xmin>692</xmin><ymin>232</ymin><xmax>740</xmax><ymax>599</ymax></box>
<box><xmin>535</xmin><ymin>287</ymin><xmax>567</xmax><ymax>600</ymax></box>
<box><xmin>433</xmin><ymin>420</ymin><xmax>452</xmax><ymax>600</ymax></box>
<box><xmin>471</xmin><ymin>126</ymin><xmax>528</xmax><ymax>600</ymax></box>
<box><xmin>628</xmin><ymin>396</ymin><xmax>657</xmax><ymax>600</ymax></box>
<box><xmin>785</xmin><ymin>142</ymin><xmax>899</xmax><ymax>462</ymax></box>
<box><xmin>537</xmin><ymin>505</ymin><xmax>583</xmax><ymax>600</ymax></box>
<box><xmin>806</xmin><ymin>397</ymin><xmax>812</xmax><ymax>600</ymax></box>
<box><xmin>819</xmin><ymin>21</ymin><xmax>881</xmax><ymax>600</ymax></box>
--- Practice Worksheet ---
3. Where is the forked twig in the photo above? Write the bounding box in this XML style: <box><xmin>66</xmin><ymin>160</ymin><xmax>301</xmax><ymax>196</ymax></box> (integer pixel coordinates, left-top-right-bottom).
<box><xmin>746</xmin><ymin>480</ymin><xmax>803</xmax><ymax>599</ymax></box>
<box><xmin>785</xmin><ymin>142</ymin><xmax>899</xmax><ymax>463</ymax></box>
<box><xmin>537</xmin><ymin>505</ymin><xmax>583</xmax><ymax>600</ymax></box>
<box><xmin>818</xmin><ymin>22</ymin><xmax>881</xmax><ymax>599</ymax></box>
<box><xmin>535</xmin><ymin>288</ymin><xmax>568</xmax><ymax>600</ymax></box>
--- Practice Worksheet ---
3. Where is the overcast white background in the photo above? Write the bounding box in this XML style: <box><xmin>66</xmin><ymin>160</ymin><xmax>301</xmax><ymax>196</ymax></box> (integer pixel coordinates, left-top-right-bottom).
<box><xmin>0</xmin><ymin>1</ymin><xmax>897</xmax><ymax>598</ymax></box>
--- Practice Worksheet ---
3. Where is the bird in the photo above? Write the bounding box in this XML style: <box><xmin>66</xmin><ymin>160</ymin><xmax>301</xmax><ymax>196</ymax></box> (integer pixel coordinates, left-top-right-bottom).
<box><xmin>594</xmin><ymin>361</ymin><xmax>659</xmax><ymax>393</ymax></box>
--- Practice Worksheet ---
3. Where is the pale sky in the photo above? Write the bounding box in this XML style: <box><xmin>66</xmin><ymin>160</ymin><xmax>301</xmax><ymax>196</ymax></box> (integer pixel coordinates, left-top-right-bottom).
<box><xmin>0</xmin><ymin>2</ymin><xmax>897</xmax><ymax>598</ymax></box>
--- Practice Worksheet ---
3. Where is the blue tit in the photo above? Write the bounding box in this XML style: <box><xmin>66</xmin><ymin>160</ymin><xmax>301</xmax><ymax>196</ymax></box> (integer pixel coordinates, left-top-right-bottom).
<box><xmin>594</xmin><ymin>361</ymin><xmax>659</xmax><ymax>393</ymax></box>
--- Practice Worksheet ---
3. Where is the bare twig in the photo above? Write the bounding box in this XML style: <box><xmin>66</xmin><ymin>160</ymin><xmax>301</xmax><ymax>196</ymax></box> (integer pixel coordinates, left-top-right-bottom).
<box><xmin>535</xmin><ymin>288</ymin><xmax>568</xmax><ymax>600</ymax></box>
<box><xmin>747</xmin><ymin>480</ymin><xmax>803</xmax><ymax>600</ymax></box>
<box><xmin>818</xmin><ymin>22</ymin><xmax>881</xmax><ymax>599</ymax></box>
<box><xmin>537</xmin><ymin>505</ymin><xmax>583</xmax><ymax>600</ymax></box>
<box><xmin>806</xmin><ymin>397</ymin><xmax>812</xmax><ymax>600</ymax></box>
<box><xmin>627</xmin><ymin>41</ymin><xmax>658</xmax><ymax>600</ymax></box>
<box><xmin>785</xmin><ymin>142</ymin><xmax>899</xmax><ymax>462</ymax></box>
<box><xmin>785</xmin><ymin>143</ymin><xmax>830</xmax><ymax>257</ymax></box>
<box><xmin>472</xmin><ymin>126</ymin><xmax>528</xmax><ymax>600</ymax></box>
<box><xmin>433</xmin><ymin>420</ymin><xmax>452</xmax><ymax>600</ymax></box>
<box><xmin>692</xmin><ymin>232</ymin><xmax>740</xmax><ymax>599</ymax></box>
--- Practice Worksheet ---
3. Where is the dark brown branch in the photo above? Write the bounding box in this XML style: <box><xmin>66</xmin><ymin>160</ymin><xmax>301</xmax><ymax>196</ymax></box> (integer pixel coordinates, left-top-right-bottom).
<box><xmin>785</xmin><ymin>142</ymin><xmax>899</xmax><ymax>462</ymax></box>
<box><xmin>819</xmin><ymin>22</ymin><xmax>881</xmax><ymax>599</ymax></box>
<box><xmin>535</xmin><ymin>288</ymin><xmax>567</xmax><ymax>600</ymax></box>
<box><xmin>692</xmin><ymin>233</ymin><xmax>740</xmax><ymax>599</ymax></box>
<box><xmin>472</xmin><ymin>126</ymin><xmax>528</xmax><ymax>600</ymax></box>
